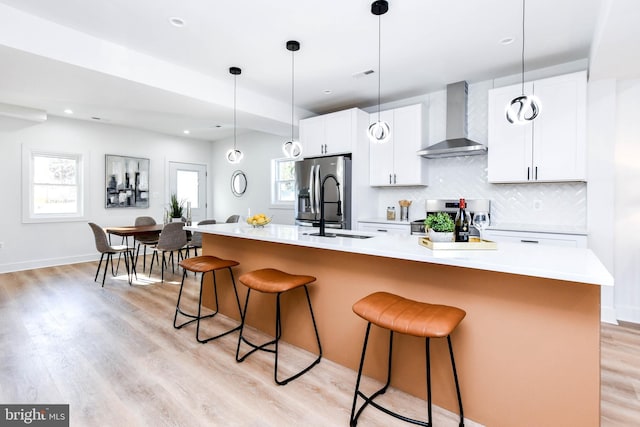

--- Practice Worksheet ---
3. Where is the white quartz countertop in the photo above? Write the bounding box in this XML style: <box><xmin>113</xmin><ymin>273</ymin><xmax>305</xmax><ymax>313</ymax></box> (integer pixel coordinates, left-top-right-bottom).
<box><xmin>187</xmin><ymin>223</ymin><xmax>613</xmax><ymax>287</ymax></box>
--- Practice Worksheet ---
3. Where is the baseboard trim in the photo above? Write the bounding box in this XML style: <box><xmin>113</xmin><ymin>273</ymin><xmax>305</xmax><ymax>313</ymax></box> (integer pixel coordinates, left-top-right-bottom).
<box><xmin>0</xmin><ymin>254</ymin><xmax>98</xmax><ymax>274</ymax></box>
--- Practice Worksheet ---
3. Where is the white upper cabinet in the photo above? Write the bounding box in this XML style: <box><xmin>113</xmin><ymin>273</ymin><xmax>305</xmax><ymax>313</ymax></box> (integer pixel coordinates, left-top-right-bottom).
<box><xmin>369</xmin><ymin>103</ymin><xmax>428</xmax><ymax>186</ymax></box>
<box><xmin>299</xmin><ymin>108</ymin><xmax>357</xmax><ymax>157</ymax></box>
<box><xmin>487</xmin><ymin>71</ymin><xmax>587</xmax><ymax>183</ymax></box>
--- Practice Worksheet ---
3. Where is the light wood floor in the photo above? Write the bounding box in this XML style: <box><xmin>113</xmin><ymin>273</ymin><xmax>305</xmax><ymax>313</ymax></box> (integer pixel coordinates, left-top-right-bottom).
<box><xmin>0</xmin><ymin>261</ymin><xmax>637</xmax><ymax>426</ymax></box>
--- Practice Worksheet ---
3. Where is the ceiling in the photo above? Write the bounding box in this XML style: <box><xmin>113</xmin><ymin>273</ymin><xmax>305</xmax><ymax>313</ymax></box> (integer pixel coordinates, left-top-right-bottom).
<box><xmin>0</xmin><ymin>0</ymin><xmax>635</xmax><ymax>141</ymax></box>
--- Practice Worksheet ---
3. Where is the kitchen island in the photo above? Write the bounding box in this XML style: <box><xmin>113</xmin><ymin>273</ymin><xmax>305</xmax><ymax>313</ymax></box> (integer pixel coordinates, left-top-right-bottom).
<box><xmin>187</xmin><ymin>222</ymin><xmax>612</xmax><ymax>426</ymax></box>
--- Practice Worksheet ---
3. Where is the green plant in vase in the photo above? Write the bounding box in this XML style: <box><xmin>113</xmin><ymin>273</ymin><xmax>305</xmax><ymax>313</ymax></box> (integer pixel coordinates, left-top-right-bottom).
<box><xmin>169</xmin><ymin>193</ymin><xmax>184</xmax><ymax>220</ymax></box>
<box><xmin>425</xmin><ymin>212</ymin><xmax>455</xmax><ymax>242</ymax></box>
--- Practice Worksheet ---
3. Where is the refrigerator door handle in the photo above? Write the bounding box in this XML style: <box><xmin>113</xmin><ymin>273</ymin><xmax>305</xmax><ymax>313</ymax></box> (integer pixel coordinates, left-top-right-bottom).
<box><xmin>309</xmin><ymin>165</ymin><xmax>316</xmax><ymax>214</ymax></box>
<box><xmin>314</xmin><ymin>165</ymin><xmax>322</xmax><ymax>214</ymax></box>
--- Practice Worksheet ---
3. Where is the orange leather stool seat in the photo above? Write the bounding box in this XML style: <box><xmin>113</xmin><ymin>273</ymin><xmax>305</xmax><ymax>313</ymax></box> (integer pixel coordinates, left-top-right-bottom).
<box><xmin>350</xmin><ymin>291</ymin><xmax>466</xmax><ymax>427</ymax></box>
<box><xmin>352</xmin><ymin>291</ymin><xmax>465</xmax><ymax>338</ymax></box>
<box><xmin>236</xmin><ymin>268</ymin><xmax>322</xmax><ymax>385</ymax></box>
<box><xmin>174</xmin><ymin>255</ymin><xmax>242</xmax><ymax>344</ymax></box>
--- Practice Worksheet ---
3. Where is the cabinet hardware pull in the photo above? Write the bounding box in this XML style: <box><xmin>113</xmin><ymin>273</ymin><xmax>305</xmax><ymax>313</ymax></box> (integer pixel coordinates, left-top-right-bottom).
<box><xmin>527</xmin><ymin>167</ymin><xmax>530</xmax><ymax>180</ymax></box>
<box><xmin>377</xmin><ymin>229</ymin><xmax>388</xmax><ymax>232</ymax></box>
<box><xmin>393</xmin><ymin>174</ymin><xmax>397</xmax><ymax>184</ymax></box>
<box><xmin>535</xmin><ymin>166</ymin><xmax>538</xmax><ymax>180</ymax></box>
<box><xmin>520</xmin><ymin>239</ymin><xmax>539</xmax><ymax>244</ymax></box>
<box><xmin>389</xmin><ymin>174</ymin><xmax>392</xmax><ymax>184</ymax></box>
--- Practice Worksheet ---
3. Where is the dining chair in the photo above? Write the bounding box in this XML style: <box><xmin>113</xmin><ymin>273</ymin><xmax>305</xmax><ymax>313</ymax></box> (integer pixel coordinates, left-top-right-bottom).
<box><xmin>134</xmin><ymin>216</ymin><xmax>159</xmax><ymax>272</ymax></box>
<box><xmin>226</xmin><ymin>215</ymin><xmax>240</xmax><ymax>223</ymax></box>
<box><xmin>88</xmin><ymin>222</ymin><xmax>136</xmax><ymax>286</ymax></box>
<box><xmin>149</xmin><ymin>221</ymin><xmax>188</xmax><ymax>282</ymax></box>
<box><xmin>185</xmin><ymin>219</ymin><xmax>217</xmax><ymax>258</ymax></box>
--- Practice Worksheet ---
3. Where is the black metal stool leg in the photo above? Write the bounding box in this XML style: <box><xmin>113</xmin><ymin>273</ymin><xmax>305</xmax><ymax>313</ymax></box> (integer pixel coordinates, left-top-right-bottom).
<box><xmin>448</xmin><ymin>335</ymin><xmax>464</xmax><ymax>427</ymax></box>
<box><xmin>236</xmin><ymin>285</ymin><xmax>321</xmax><ymax>385</ymax></box>
<box><xmin>174</xmin><ymin>267</ymin><xmax>242</xmax><ymax>343</ymax></box>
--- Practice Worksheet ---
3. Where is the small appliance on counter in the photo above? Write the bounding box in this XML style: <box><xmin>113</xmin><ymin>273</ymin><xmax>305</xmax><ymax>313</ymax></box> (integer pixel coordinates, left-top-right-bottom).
<box><xmin>398</xmin><ymin>200</ymin><xmax>411</xmax><ymax>221</ymax></box>
<box><xmin>410</xmin><ymin>199</ymin><xmax>491</xmax><ymax>236</ymax></box>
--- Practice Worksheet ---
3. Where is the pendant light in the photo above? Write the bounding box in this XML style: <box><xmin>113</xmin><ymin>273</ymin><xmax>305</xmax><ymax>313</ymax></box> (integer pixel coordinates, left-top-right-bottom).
<box><xmin>226</xmin><ymin>66</ymin><xmax>244</xmax><ymax>164</ymax></box>
<box><xmin>506</xmin><ymin>0</ymin><xmax>540</xmax><ymax>125</ymax></box>
<box><xmin>367</xmin><ymin>0</ymin><xmax>390</xmax><ymax>143</ymax></box>
<box><xmin>282</xmin><ymin>40</ymin><xmax>303</xmax><ymax>159</ymax></box>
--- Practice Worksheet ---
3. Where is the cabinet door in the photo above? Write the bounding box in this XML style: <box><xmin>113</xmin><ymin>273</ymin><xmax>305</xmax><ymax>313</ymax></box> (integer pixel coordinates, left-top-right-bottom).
<box><xmin>369</xmin><ymin>110</ymin><xmax>395</xmax><ymax>185</ymax></box>
<box><xmin>488</xmin><ymin>82</ymin><xmax>534</xmax><ymax>183</ymax></box>
<box><xmin>299</xmin><ymin>115</ymin><xmax>325</xmax><ymax>157</ymax></box>
<box><xmin>532</xmin><ymin>72</ymin><xmax>586</xmax><ymax>181</ymax></box>
<box><xmin>324</xmin><ymin>110</ymin><xmax>353</xmax><ymax>155</ymax></box>
<box><xmin>392</xmin><ymin>104</ymin><xmax>424</xmax><ymax>185</ymax></box>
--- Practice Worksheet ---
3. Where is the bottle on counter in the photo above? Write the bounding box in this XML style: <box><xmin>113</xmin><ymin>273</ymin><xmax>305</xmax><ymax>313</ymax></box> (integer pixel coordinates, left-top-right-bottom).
<box><xmin>386</xmin><ymin>206</ymin><xmax>396</xmax><ymax>221</ymax></box>
<box><xmin>455</xmin><ymin>198</ymin><xmax>471</xmax><ymax>242</ymax></box>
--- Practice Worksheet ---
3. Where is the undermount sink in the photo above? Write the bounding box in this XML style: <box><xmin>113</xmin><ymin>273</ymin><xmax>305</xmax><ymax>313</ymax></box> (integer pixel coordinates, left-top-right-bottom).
<box><xmin>304</xmin><ymin>232</ymin><xmax>374</xmax><ymax>239</ymax></box>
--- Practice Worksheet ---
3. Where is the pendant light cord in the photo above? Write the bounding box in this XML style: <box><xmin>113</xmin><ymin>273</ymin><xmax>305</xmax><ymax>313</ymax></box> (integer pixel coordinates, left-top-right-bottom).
<box><xmin>291</xmin><ymin>47</ymin><xmax>295</xmax><ymax>142</ymax></box>
<box><xmin>521</xmin><ymin>0</ymin><xmax>526</xmax><ymax>95</ymax></box>
<box><xmin>233</xmin><ymin>73</ymin><xmax>237</xmax><ymax>150</ymax></box>
<box><xmin>377</xmin><ymin>12</ymin><xmax>382</xmax><ymax>120</ymax></box>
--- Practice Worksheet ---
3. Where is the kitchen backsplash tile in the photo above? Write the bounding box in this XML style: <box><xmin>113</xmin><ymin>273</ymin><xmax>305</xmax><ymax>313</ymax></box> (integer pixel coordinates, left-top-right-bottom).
<box><xmin>377</xmin><ymin>155</ymin><xmax>586</xmax><ymax>227</ymax></box>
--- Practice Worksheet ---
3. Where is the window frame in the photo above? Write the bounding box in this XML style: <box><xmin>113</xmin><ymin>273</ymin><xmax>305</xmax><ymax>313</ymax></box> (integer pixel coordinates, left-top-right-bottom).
<box><xmin>22</xmin><ymin>145</ymin><xmax>88</xmax><ymax>223</ymax></box>
<box><xmin>270</xmin><ymin>157</ymin><xmax>296</xmax><ymax>209</ymax></box>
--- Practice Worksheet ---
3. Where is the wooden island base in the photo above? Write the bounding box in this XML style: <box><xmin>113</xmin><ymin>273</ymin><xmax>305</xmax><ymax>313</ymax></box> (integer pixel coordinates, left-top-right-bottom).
<box><xmin>202</xmin><ymin>234</ymin><xmax>600</xmax><ymax>426</ymax></box>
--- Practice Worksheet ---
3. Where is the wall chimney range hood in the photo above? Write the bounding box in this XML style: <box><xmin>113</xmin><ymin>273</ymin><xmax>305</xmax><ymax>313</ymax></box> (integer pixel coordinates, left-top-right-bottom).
<box><xmin>417</xmin><ymin>81</ymin><xmax>487</xmax><ymax>158</ymax></box>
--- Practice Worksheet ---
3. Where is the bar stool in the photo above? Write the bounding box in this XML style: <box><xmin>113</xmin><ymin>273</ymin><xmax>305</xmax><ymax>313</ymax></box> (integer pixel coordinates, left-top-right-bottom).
<box><xmin>174</xmin><ymin>256</ymin><xmax>242</xmax><ymax>343</ymax></box>
<box><xmin>350</xmin><ymin>291</ymin><xmax>466</xmax><ymax>427</ymax></box>
<box><xmin>235</xmin><ymin>268</ymin><xmax>322</xmax><ymax>385</ymax></box>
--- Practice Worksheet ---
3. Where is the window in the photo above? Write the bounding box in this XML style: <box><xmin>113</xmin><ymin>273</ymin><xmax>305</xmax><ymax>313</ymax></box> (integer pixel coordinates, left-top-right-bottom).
<box><xmin>271</xmin><ymin>158</ymin><xmax>296</xmax><ymax>208</ymax></box>
<box><xmin>22</xmin><ymin>147</ymin><xmax>86</xmax><ymax>223</ymax></box>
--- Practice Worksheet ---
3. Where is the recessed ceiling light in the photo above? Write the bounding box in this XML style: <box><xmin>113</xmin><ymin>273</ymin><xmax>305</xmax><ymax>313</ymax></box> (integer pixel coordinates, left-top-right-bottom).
<box><xmin>500</xmin><ymin>37</ymin><xmax>515</xmax><ymax>45</ymax></box>
<box><xmin>323</xmin><ymin>89</ymin><xmax>332</xmax><ymax>95</ymax></box>
<box><xmin>169</xmin><ymin>17</ymin><xmax>185</xmax><ymax>27</ymax></box>
<box><xmin>64</xmin><ymin>109</ymin><xmax>73</xmax><ymax>114</ymax></box>
<box><xmin>183</xmin><ymin>130</ymin><xmax>190</xmax><ymax>134</ymax></box>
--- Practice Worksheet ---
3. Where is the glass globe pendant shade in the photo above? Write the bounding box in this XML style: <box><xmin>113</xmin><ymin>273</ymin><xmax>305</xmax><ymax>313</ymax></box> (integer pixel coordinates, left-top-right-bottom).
<box><xmin>282</xmin><ymin>140</ymin><xmax>302</xmax><ymax>158</ymax></box>
<box><xmin>368</xmin><ymin>120</ymin><xmax>390</xmax><ymax>143</ymax></box>
<box><xmin>506</xmin><ymin>94</ymin><xmax>540</xmax><ymax>124</ymax></box>
<box><xmin>226</xmin><ymin>148</ymin><xmax>244</xmax><ymax>164</ymax></box>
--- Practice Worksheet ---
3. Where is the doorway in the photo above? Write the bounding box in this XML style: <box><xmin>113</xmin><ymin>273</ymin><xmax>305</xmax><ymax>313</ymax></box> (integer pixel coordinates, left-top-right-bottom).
<box><xmin>168</xmin><ymin>162</ymin><xmax>207</xmax><ymax>223</ymax></box>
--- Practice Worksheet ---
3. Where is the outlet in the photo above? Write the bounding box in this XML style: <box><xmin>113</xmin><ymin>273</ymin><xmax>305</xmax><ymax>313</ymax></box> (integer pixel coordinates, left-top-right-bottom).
<box><xmin>533</xmin><ymin>200</ymin><xmax>542</xmax><ymax>211</ymax></box>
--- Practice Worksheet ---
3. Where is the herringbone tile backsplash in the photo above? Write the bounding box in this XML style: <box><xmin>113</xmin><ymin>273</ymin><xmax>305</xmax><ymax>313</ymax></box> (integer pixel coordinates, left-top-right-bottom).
<box><xmin>375</xmin><ymin>81</ymin><xmax>587</xmax><ymax>227</ymax></box>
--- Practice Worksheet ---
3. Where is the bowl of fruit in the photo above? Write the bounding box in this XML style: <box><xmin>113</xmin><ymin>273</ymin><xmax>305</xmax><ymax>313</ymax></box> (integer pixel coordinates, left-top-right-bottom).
<box><xmin>246</xmin><ymin>213</ymin><xmax>271</xmax><ymax>228</ymax></box>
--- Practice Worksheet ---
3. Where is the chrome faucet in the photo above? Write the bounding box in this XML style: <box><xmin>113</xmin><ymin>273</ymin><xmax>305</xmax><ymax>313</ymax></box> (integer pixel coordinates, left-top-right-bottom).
<box><xmin>318</xmin><ymin>174</ymin><xmax>342</xmax><ymax>237</ymax></box>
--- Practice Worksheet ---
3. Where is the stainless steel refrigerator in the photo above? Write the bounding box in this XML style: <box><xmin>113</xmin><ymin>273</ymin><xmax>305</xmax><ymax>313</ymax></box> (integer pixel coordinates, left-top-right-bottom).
<box><xmin>294</xmin><ymin>155</ymin><xmax>352</xmax><ymax>229</ymax></box>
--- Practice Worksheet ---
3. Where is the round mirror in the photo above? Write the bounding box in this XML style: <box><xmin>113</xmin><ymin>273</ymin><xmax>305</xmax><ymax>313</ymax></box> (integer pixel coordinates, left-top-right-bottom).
<box><xmin>231</xmin><ymin>170</ymin><xmax>247</xmax><ymax>197</ymax></box>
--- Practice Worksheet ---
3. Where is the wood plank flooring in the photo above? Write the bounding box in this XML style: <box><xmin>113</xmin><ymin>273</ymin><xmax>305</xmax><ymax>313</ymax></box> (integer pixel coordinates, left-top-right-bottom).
<box><xmin>0</xmin><ymin>261</ymin><xmax>637</xmax><ymax>426</ymax></box>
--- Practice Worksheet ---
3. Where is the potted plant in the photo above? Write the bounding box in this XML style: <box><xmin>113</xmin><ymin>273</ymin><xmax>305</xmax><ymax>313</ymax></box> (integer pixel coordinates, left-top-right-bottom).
<box><xmin>425</xmin><ymin>212</ymin><xmax>455</xmax><ymax>242</ymax></box>
<box><xmin>169</xmin><ymin>193</ymin><xmax>184</xmax><ymax>221</ymax></box>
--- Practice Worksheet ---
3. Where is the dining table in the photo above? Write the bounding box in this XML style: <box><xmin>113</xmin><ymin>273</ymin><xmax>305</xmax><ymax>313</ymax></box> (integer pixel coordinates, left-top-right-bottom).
<box><xmin>105</xmin><ymin>224</ymin><xmax>165</xmax><ymax>272</ymax></box>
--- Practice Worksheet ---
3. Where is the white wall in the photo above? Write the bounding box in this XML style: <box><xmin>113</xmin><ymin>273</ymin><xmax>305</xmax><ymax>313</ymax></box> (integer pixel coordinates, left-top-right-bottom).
<box><xmin>0</xmin><ymin>116</ymin><xmax>213</xmax><ymax>273</ymax></box>
<box><xmin>613</xmin><ymin>79</ymin><xmax>640</xmax><ymax>322</ymax></box>
<box><xmin>210</xmin><ymin>131</ymin><xmax>295</xmax><ymax>225</ymax></box>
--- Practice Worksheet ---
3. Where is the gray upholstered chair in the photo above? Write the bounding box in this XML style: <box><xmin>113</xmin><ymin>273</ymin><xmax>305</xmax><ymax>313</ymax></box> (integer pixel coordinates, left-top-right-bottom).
<box><xmin>149</xmin><ymin>221</ymin><xmax>188</xmax><ymax>282</ymax></box>
<box><xmin>226</xmin><ymin>215</ymin><xmax>240</xmax><ymax>223</ymax></box>
<box><xmin>88</xmin><ymin>222</ymin><xmax>136</xmax><ymax>286</ymax></box>
<box><xmin>186</xmin><ymin>219</ymin><xmax>217</xmax><ymax>257</ymax></box>
<box><xmin>134</xmin><ymin>216</ymin><xmax>159</xmax><ymax>272</ymax></box>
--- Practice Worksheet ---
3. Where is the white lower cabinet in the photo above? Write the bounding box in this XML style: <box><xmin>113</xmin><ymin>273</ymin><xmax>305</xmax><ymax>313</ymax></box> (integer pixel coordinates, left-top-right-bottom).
<box><xmin>482</xmin><ymin>229</ymin><xmax>587</xmax><ymax>248</ymax></box>
<box><xmin>357</xmin><ymin>221</ymin><xmax>411</xmax><ymax>236</ymax></box>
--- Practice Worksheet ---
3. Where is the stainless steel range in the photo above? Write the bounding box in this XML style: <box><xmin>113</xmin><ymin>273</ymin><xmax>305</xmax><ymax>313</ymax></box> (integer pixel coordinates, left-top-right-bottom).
<box><xmin>410</xmin><ymin>199</ymin><xmax>491</xmax><ymax>236</ymax></box>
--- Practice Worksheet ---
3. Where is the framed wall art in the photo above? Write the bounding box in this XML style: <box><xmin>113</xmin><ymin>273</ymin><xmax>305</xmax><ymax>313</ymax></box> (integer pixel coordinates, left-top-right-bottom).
<box><xmin>105</xmin><ymin>154</ymin><xmax>150</xmax><ymax>208</ymax></box>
